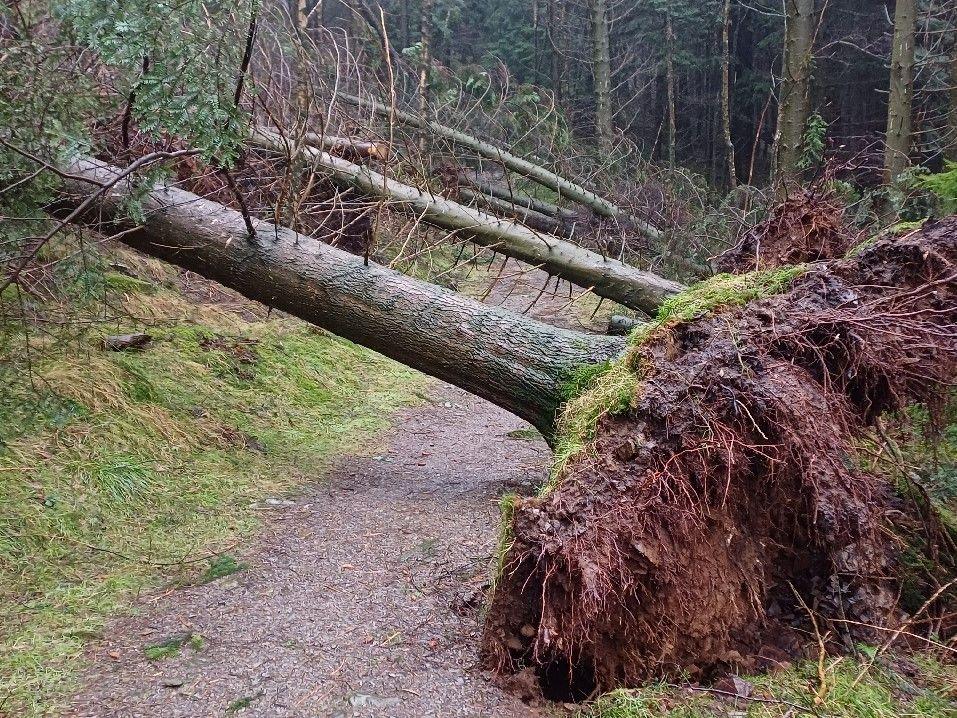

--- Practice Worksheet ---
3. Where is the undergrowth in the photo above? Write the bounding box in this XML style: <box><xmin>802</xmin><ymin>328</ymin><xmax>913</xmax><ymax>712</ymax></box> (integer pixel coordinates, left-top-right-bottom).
<box><xmin>0</xmin><ymin>239</ymin><xmax>425</xmax><ymax>717</ymax></box>
<box><xmin>586</xmin><ymin>654</ymin><xmax>956</xmax><ymax>718</ymax></box>
<box><xmin>544</xmin><ymin>266</ymin><xmax>807</xmax><ymax>494</ymax></box>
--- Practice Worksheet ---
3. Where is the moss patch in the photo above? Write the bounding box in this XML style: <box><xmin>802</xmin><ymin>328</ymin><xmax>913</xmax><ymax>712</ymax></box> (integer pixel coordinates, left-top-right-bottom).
<box><xmin>0</xmin><ymin>246</ymin><xmax>426</xmax><ymax>717</ymax></box>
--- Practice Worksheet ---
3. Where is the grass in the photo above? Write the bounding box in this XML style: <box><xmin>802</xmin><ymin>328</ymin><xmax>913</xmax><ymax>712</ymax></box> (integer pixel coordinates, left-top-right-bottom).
<box><xmin>143</xmin><ymin>632</ymin><xmax>203</xmax><ymax>661</ymax></box>
<box><xmin>586</xmin><ymin>654</ymin><xmax>956</xmax><ymax>718</ymax></box>
<box><xmin>0</xmin><ymin>242</ymin><xmax>426</xmax><ymax>716</ymax></box>
<box><xmin>542</xmin><ymin>266</ymin><xmax>807</xmax><ymax>494</ymax></box>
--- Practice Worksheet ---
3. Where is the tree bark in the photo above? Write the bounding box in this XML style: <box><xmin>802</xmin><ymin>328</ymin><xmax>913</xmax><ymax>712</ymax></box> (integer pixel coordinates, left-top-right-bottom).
<box><xmin>457</xmin><ymin>173</ymin><xmax>580</xmax><ymax>222</ymax></box>
<box><xmin>721</xmin><ymin>0</ymin><xmax>737</xmax><ymax>190</ymax></box>
<box><xmin>251</xmin><ymin>128</ymin><xmax>684</xmax><ymax>314</ymax></box>
<box><xmin>338</xmin><ymin>92</ymin><xmax>662</xmax><ymax>237</ymax></box>
<box><xmin>57</xmin><ymin>157</ymin><xmax>628</xmax><ymax>435</ymax></box>
<box><xmin>665</xmin><ymin>11</ymin><xmax>677</xmax><ymax>169</ymax></box>
<box><xmin>589</xmin><ymin>0</ymin><xmax>614</xmax><ymax>156</ymax></box>
<box><xmin>457</xmin><ymin>187</ymin><xmax>566</xmax><ymax>236</ymax></box>
<box><xmin>885</xmin><ymin>0</ymin><xmax>917</xmax><ymax>181</ymax></box>
<box><xmin>949</xmin><ymin>41</ymin><xmax>957</xmax><ymax>163</ymax></box>
<box><xmin>548</xmin><ymin>0</ymin><xmax>565</xmax><ymax>106</ymax></box>
<box><xmin>417</xmin><ymin>0</ymin><xmax>434</xmax><ymax>158</ymax></box>
<box><xmin>773</xmin><ymin>0</ymin><xmax>815</xmax><ymax>193</ymax></box>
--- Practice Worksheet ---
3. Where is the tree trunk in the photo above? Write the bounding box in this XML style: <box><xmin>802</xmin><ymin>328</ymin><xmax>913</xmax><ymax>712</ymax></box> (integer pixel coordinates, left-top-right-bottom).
<box><xmin>457</xmin><ymin>173</ymin><xmax>580</xmax><ymax>222</ymax></box>
<box><xmin>665</xmin><ymin>11</ymin><xmax>677</xmax><ymax>169</ymax></box>
<box><xmin>589</xmin><ymin>0</ymin><xmax>613</xmax><ymax>156</ymax></box>
<box><xmin>885</xmin><ymin>0</ymin><xmax>917</xmax><ymax>181</ymax></box>
<box><xmin>721</xmin><ymin>0</ymin><xmax>737</xmax><ymax>190</ymax></box>
<box><xmin>949</xmin><ymin>41</ymin><xmax>957</xmax><ymax>163</ymax></box>
<box><xmin>457</xmin><ymin>187</ymin><xmax>566</xmax><ymax>236</ymax></box>
<box><xmin>251</xmin><ymin>127</ymin><xmax>684</xmax><ymax>314</ymax></box>
<box><xmin>57</xmin><ymin>157</ymin><xmax>628</xmax><ymax>435</ymax></box>
<box><xmin>773</xmin><ymin>0</ymin><xmax>815</xmax><ymax>193</ymax></box>
<box><xmin>417</xmin><ymin>0</ymin><xmax>433</xmax><ymax>158</ymax></box>
<box><xmin>337</xmin><ymin>92</ymin><xmax>662</xmax><ymax>237</ymax></box>
<box><xmin>549</xmin><ymin>0</ymin><xmax>565</xmax><ymax>105</ymax></box>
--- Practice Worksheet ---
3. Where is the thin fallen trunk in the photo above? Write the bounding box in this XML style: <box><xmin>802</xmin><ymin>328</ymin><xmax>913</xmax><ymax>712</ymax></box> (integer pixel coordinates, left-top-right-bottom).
<box><xmin>457</xmin><ymin>186</ymin><xmax>566</xmax><ymax>236</ymax></box>
<box><xmin>337</xmin><ymin>91</ymin><xmax>663</xmax><ymax>239</ymax></box>
<box><xmin>57</xmin><ymin>156</ymin><xmax>628</xmax><ymax>435</ymax></box>
<box><xmin>458</xmin><ymin>173</ymin><xmax>579</xmax><ymax>222</ymax></box>
<box><xmin>303</xmin><ymin>132</ymin><xmax>389</xmax><ymax>161</ymax></box>
<box><xmin>251</xmin><ymin>127</ymin><xmax>685</xmax><ymax>314</ymax></box>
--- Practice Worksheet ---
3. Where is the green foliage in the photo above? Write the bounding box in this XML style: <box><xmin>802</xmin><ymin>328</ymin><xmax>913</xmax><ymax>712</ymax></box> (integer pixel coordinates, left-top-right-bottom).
<box><xmin>798</xmin><ymin>112</ymin><xmax>828</xmax><ymax>171</ymax></box>
<box><xmin>201</xmin><ymin>554</ymin><xmax>245</xmax><ymax>584</ymax></box>
<box><xmin>57</xmin><ymin>0</ymin><xmax>257</xmax><ymax>164</ymax></box>
<box><xmin>491</xmin><ymin>493</ymin><xmax>519</xmax><ymax>590</ymax></box>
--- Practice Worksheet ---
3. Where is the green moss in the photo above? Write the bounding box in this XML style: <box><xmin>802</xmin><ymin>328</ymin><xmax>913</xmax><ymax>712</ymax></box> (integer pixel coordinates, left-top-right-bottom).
<box><xmin>491</xmin><ymin>494</ymin><xmax>519</xmax><ymax>591</ymax></box>
<box><xmin>586</xmin><ymin>654</ymin><xmax>956</xmax><ymax>718</ymax></box>
<box><xmin>0</xmin><ymin>254</ymin><xmax>426</xmax><ymax>716</ymax></box>
<box><xmin>102</xmin><ymin>272</ymin><xmax>155</xmax><ymax>293</ymax></box>
<box><xmin>544</xmin><ymin>266</ymin><xmax>807</xmax><ymax>496</ymax></box>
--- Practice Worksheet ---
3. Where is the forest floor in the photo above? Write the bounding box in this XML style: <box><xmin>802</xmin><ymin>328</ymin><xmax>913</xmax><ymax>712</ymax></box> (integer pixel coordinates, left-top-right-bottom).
<box><xmin>64</xmin><ymin>384</ymin><xmax>554</xmax><ymax>718</ymax></box>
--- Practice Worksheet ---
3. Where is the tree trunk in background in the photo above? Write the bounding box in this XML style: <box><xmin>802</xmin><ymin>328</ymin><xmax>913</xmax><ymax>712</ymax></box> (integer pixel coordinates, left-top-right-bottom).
<box><xmin>665</xmin><ymin>11</ymin><xmax>677</xmax><ymax>169</ymax></box>
<box><xmin>58</xmin><ymin>158</ymin><xmax>628</xmax><ymax>435</ymax></box>
<box><xmin>721</xmin><ymin>0</ymin><xmax>737</xmax><ymax>189</ymax></box>
<box><xmin>946</xmin><ymin>33</ymin><xmax>957</xmax><ymax>162</ymax></box>
<box><xmin>417</xmin><ymin>0</ymin><xmax>434</xmax><ymax>158</ymax></box>
<box><xmin>589</xmin><ymin>0</ymin><xmax>613</xmax><ymax>155</ymax></box>
<box><xmin>885</xmin><ymin>0</ymin><xmax>917</xmax><ymax>181</ymax></box>
<box><xmin>773</xmin><ymin>0</ymin><xmax>815</xmax><ymax>194</ymax></box>
<box><xmin>251</xmin><ymin>128</ymin><xmax>684</xmax><ymax>313</ymax></box>
<box><xmin>549</xmin><ymin>0</ymin><xmax>565</xmax><ymax>105</ymax></box>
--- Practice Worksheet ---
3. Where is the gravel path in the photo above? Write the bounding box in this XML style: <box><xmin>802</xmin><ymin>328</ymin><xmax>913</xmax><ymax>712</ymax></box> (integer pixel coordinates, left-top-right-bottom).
<box><xmin>66</xmin><ymin>386</ymin><xmax>550</xmax><ymax>718</ymax></box>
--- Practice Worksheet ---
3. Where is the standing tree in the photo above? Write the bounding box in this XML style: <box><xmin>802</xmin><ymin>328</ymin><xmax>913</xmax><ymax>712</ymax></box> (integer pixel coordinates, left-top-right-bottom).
<box><xmin>721</xmin><ymin>0</ymin><xmax>737</xmax><ymax>189</ymax></box>
<box><xmin>589</xmin><ymin>0</ymin><xmax>614</xmax><ymax>155</ymax></box>
<box><xmin>773</xmin><ymin>0</ymin><xmax>816</xmax><ymax>192</ymax></box>
<box><xmin>885</xmin><ymin>0</ymin><xmax>918</xmax><ymax>181</ymax></box>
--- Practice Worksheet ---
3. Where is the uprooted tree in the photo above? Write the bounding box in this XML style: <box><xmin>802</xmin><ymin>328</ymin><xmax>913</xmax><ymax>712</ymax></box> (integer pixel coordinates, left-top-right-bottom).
<box><xmin>56</xmin><ymin>157</ymin><xmax>957</xmax><ymax>693</ymax></box>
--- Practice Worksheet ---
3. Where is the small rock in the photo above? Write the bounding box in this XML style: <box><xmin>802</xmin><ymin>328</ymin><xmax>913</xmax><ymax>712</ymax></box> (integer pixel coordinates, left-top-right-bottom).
<box><xmin>519</xmin><ymin>624</ymin><xmax>536</xmax><ymax>638</ymax></box>
<box><xmin>103</xmin><ymin>333</ymin><xmax>152</xmax><ymax>351</ymax></box>
<box><xmin>161</xmin><ymin>677</ymin><xmax>185</xmax><ymax>688</ymax></box>
<box><xmin>348</xmin><ymin>694</ymin><xmax>400</xmax><ymax>709</ymax></box>
<box><xmin>505</xmin><ymin>636</ymin><xmax>524</xmax><ymax>652</ymax></box>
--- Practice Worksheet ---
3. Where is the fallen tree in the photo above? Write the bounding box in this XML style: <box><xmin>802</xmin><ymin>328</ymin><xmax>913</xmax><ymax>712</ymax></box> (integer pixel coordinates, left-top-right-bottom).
<box><xmin>251</xmin><ymin>127</ymin><xmax>684</xmax><ymax>314</ymax></box>
<box><xmin>55</xmin><ymin>157</ymin><xmax>956</xmax><ymax>697</ymax></box>
<box><xmin>337</xmin><ymin>92</ymin><xmax>664</xmax><ymax>239</ymax></box>
<box><xmin>56</xmin><ymin>156</ymin><xmax>627</xmax><ymax>434</ymax></box>
<box><xmin>457</xmin><ymin>173</ymin><xmax>580</xmax><ymax>223</ymax></box>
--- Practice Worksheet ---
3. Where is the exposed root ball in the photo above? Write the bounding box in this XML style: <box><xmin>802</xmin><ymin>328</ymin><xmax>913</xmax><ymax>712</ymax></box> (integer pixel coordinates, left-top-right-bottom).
<box><xmin>484</xmin><ymin>219</ymin><xmax>957</xmax><ymax>692</ymax></box>
<box><xmin>718</xmin><ymin>188</ymin><xmax>857</xmax><ymax>272</ymax></box>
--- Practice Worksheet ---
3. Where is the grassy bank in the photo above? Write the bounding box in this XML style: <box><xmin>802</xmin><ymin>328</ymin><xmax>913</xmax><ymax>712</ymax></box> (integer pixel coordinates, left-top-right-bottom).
<box><xmin>0</xmin><ymin>243</ymin><xmax>425</xmax><ymax>716</ymax></box>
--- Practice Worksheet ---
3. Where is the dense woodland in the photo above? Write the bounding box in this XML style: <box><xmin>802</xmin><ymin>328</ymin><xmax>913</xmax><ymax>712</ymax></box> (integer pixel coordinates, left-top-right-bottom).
<box><xmin>1</xmin><ymin>1</ymin><xmax>956</xmax><ymax>716</ymax></box>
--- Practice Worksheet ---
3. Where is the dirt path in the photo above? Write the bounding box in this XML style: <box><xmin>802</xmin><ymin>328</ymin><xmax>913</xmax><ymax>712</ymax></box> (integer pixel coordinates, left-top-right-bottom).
<box><xmin>66</xmin><ymin>386</ymin><xmax>550</xmax><ymax>718</ymax></box>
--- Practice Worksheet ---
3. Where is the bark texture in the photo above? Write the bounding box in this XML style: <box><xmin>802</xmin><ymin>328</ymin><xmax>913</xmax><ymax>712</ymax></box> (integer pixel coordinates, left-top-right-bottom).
<box><xmin>251</xmin><ymin>127</ymin><xmax>684</xmax><ymax>314</ymax></box>
<box><xmin>721</xmin><ymin>0</ymin><xmax>737</xmax><ymax>189</ymax></box>
<box><xmin>57</xmin><ymin>157</ymin><xmax>628</xmax><ymax>434</ymax></box>
<box><xmin>589</xmin><ymin>0</ymin><xmax>613</xmax><ymax>156</ymax></box>
<box><xmin>885</xmin><ymin>0</ymin><xmax>917</xmax><ymax>181</ymax></box>
<box><xmin>774</xmin><ymin>0</ymin><xmax>815</xmax><ymax>193</ymax></box>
